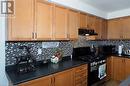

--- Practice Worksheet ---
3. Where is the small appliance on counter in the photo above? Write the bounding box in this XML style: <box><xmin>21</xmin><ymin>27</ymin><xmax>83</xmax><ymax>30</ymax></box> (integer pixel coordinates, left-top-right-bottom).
<box><xmin>122</xmin><ymin>47</ymin><xmax>130</xmax><ymax>56</ymax></box>
<box><xmin>118</xmin><ymin>45</ymin><xmax>123</xmax><ymax>55</ymax></box>
<box><xmin>101</xmin><ymin>45</ymin><xmax>116</xmax><ymax>55</ymax></box>
<box><xmin>15</xmin><ymin>46</ymin><xmax>36</xmax><ymax>74</ymax></box>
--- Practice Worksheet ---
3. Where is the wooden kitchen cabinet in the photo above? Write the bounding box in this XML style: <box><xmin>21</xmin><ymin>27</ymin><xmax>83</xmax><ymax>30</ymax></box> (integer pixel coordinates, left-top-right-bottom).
<box><xmin>79</xmin><ymin>13</ymin><xmax>88</xmax><ymax>28</ymax></box>
<box><xmin>101</xmin><ymin>19</ymin><xmax>107</xmax><ymax>39</ymax></box>
<box><xmin>107</xmin><ymin>56</ymin><xmax>130</xmax><ymax>81</ymax></box>
<box><xmin>68</xmin><ymin>10</ymin><xmax>79</xmax><ymax>40</ymax></box>
<box><xmin>94</xmin><ymin>17</ymin><xmax>102</xmax><ymax>39</ymax></box>
<box><xmin>54</xmin><ymin>69</ymin><xmax>74</xmax><ymax>86</ymax></box>
<box><xmin>19</xmin><ymin>75</ymin><xmax>52</xmax><ymax>86</ymax></box>
<box><xmin>122</xmin><ymin>17</ymin><xmax>130</xmax><ymax>39</ymax></box>
<box><xmin>19</xmin><ymin>69</ymin><xmax>73</xmax><ymax>86</ymax></box>
<box><xmin>74</xmin><ymin>64</ymin><xmax>88</xmax><ymax>86</ymax></box>
<box><xmin>125</xmin><ymin>58</ymin><xmax>130</xmax><ymax>78</ymax></box>
<box><xmin>54</xmin><ymin>6</ymin><xmax>68</xmax><ymax>40</ymax></box>
<box><xmin>87</xmin><ymin>15</ymin><xmax>96</xmax><ymax>30</ymax></box>
<box><xmin>35</xmin><ymin>0</ymin><xmax>53</xmax><ymax>40</ymax></box>
<box><xmin>107</xmin><ymin>18</ymin><xmax>123</xmax><ymax>39</ymax></box>
<box><xmin>111</xmin><ymin>57</ymin><xmax>125</xmax><ymax>81</ymax></box>
<box><xmin>8</xmin><ymin>0</ymin><xmax>34</xmax><ymax>41</ymax></box>
<box><xmin>107</xmin><ymin>16</ymin><xmax>130</xmax><ymax>39</ymax></box>
<box><xmin>106</xmin><ymin>57</ymin><xmax>113</xmax><ymax>81</ymax></box>
<box><xmin>18</xmin><ymin>64</ymin><xmax>88</xmax><ymax>86</ymax></box>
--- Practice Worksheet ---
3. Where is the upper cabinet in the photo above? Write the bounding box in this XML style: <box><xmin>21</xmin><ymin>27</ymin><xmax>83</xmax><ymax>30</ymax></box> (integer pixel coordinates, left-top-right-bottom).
<box><xmin>8</xmin><ymin>0</ymin><xmax>34</xmax><ymax>41</ymax></box>
<box><xmin>107</xmin><ymin>18</ymin><xmax>122</xmax><ymax>39</ymax></box>
<box><xmin>107</xmin><ymin>16</ymin><xmax>130</xmax><ymax>39</ymax></box>
<box><xmin>54</xmin><ymin>6</ymin><xmax>68</xmax><ymax>40</ymax></box>
<box><xmin>87</xmin><ymin>15</ymin><xmax>96</xmax><ymax>29</ymax></box>
<box><xmin>68</xmin><ymin>10</ymin><xmax>79</xmax><ymax>40</ymax></box>
<box><xmin>79</xmin><ymin>13</ymin><xmax>88</xmax><ymax>28</ymax></box>
<box><xmin>7</xmin><ymin>0</ymin><xmax>106</xmax><ymax>41</ymax></box>
<box><xmin>35</xmin><ymin>1</ymin><xmax>53</xmax><ymax>40</ymax></box>
<box><xmin>7</xmin><ymin>0</ymin><xmax>78</xmax><ymax>41</ymax></box>
<box><xmin>122</xmin><ymin>17</ymin><xmax>130</xmax><ymax>39</ymax></box>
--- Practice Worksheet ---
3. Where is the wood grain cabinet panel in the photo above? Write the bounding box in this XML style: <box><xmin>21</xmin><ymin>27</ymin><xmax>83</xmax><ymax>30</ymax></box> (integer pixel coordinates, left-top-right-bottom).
<box><xmin>106</xmin><ymin>57</ymin><xmax>113</xmax><ymax>81</ymax></box>
<box><xmin>101</xmin><ymin>19</ymin><xmax>107</xmax><ymax>39</ymax></box>
<box><xmin>54</xmin><ymin>69</ymin><xmax>74</xmax><ymax>86</ymax></box>
<box><xmin>68</xmin><ymin>10</ymin><xmax>79</xmax><ymax>40</ymax></box>
<box><xmin>35</xmin><ymin>1</ymin><xmax>53</xmax><ymax>40</ymax></box>
<box><xmin>107</xmin><ymin>19</ymin><xmax>123</xmax><ymax>39</ymax></box>
<box><xmin>8</xmin><ymin>0</ymin><xmax>34</xmax><ymax>41</ymax></box>
<box><xmin>111</xmin><ymin>57</ymin><xmax>125</xmax><ymax>81</ymax></box>
<box><xmin>87</xmin><ymin>15</ymin><xmax>96</xmax><ymax>30</ymax></box>
<box><xmin>79</xmin><ymin>13</ymin><xmax>88</xmax><ymax>28</ymax></box>
<box><xmin>122</xmin><ymin>17</ymin><xmax>130</xmax><ymax>39</ymax></box>
<box><xmin>54</xmin><ymin>6</ymin><xmax>68</xmax><ymax>40</ymax></box>
<box><xmin>95</xmin><ymin>17</ymin><xmax>102</xmax><ymax>39</ymax></box>
<box><xmin>19</xmin><ymin>75</ymin><xmax>52</xmax><ymax>86</ymax></box>
<box><xmin>74</xmin><ymin>64</ymin><xmax>88</xmax><ymax>86</ymax></box>
<box><xmin>107</xmin><ymin>56</ymin><xmax>129</xmax><ymax>81</ymax></box>
<box><xmin>125</xmin><ymin>58</ymin><xmax>130</xmax><ymax>78</ymax></box>
<box><xmin>18</xmin><ymin>65</ymin><xmax>88</xmax><ymax>86</ymax></box>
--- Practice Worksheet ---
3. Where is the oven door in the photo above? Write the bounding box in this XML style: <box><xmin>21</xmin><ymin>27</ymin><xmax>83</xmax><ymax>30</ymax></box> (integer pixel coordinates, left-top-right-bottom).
<box><xmin>88</xmin><ymin>62</ymin><xmax>106</xmax><ymax>86</ymax></box>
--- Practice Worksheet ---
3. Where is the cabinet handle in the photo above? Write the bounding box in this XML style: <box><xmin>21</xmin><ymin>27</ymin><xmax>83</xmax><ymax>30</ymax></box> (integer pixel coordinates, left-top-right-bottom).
<box><xmin>54</xmin><ymin>77</ymin><xmax>55</xmax><ymax>83</ymax></box>
<box><xmin>35</xmin><ymin>33</ymin><xmax>37</xmax><ymax>39</ymax></box>
<box><xmin>32</xmin><ymin>32</ymin><xmax>34</xmax><ymax>39</ymax></box>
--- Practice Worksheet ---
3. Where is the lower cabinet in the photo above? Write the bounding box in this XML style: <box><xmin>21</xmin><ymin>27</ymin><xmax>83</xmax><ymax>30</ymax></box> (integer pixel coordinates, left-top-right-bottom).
<box><xmin>111</xmin><ymin>57</ymin><xmax>125</xmax><ymax>81</ymax></box>
<box><xmin>18</xmin><ymin>64</ymin><xmax>88</xmax><ymax>86</ymax></box>
<box><xmin>19</xmin><ymin>75</ymin><xmax>52</xmax><ymax>86</ymax></box>
<box><xmin>125</xmin><ymin>58</ymin><xmax>130</xmax><ymax>78</ymax></box>
<box><xmin>54</xmin><ymin>69</ymin><xmax>74</xmax><ymax>86</ymax></box>
<box><xmin>74</xmin><ymin>64</ymin><xmax>88</xmax><ymax>86</ymax></box>
<box><xmin>107</xmin><ymin>56</ymin><xmax>130</xmax><ymax>81</ymax></box>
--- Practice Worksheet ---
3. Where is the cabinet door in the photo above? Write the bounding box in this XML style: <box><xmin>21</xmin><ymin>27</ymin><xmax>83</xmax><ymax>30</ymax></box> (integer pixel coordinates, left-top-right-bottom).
<box><xmin>35</xmin><ymin>1</ymin><xmax>53</xmax><ymax>40</ymax></box>
<box><xmin>54</xmin><ymin>69</ymin><xmax>73</xmax><ymax>86</ymax></box>
<box><xmin>8</xmin><ymin>0</ymin><xmax>34</xmax><ymax>41</ymax></box>
<box><xmin>112</xmin><ymin>57</ymin><xmax>125</xmax><ymax>81</ymax></box>
<box><xmin>107</xmin><ymin>19</ymin><xmax>122</xmax><ymax>39</ymax></box>
<box><xmin>122</xmin><ymin>17</ymin><xmax>130</xmax><ymax>39</ymax></box>
<box><xmin>68</xmin><ymin>10</ymin><xmax>78</xmax><ymax>40</ymax></box>
<box><xmin>125</xmin><ymin>58</ymin><xmax>130</xmax><ymax>78</ymax></box>
<box><xmin>95</xmin><ymin>17</ymin><xmax>102</xmax><ymax>39</ymax></box>
<box><xmin>106</xmin><ymin>57</ymin><xmax>112</xmax><ymax>81</ymax></box>
<box><xmin>74</xmin><ymin>64</ymin><xmax>88</xmax><ymax>86</ymax></box>
<box><xmin>19</xmin><ymin>75</ymin><xmax>52</xmax><ymax>86</ymax></box>
<box><xmin>101</xmin><ymin>19</ymin><xmax>107</xmax><ymax>39</ymax></box>
<box><xmin>79</xmin><ymin>13</ymin><xmax>87</xmax><ymax>28</ymax></box>
<box><xmin>54</xmin><ymin>6</ymin><xmax>68</xmax><ymax>40</ymax></box>
<box><xmin>87</xmin><ymin>15</ymin><xmax>96</xmax><ymax>30</ymax></box>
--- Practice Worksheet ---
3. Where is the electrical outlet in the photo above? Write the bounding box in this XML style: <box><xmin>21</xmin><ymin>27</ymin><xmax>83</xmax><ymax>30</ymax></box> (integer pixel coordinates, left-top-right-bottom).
<box><xmin>38</xmin><ymin>48</ymin><xmax>42</xmax><ymax>55</ymax></box>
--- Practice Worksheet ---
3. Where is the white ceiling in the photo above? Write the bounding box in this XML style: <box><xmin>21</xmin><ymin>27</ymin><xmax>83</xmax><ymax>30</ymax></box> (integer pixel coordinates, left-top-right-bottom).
<box><xmin>80</xmin><ymin>0</ymin><xmax>130</xmax><ymax>13</ymax></box>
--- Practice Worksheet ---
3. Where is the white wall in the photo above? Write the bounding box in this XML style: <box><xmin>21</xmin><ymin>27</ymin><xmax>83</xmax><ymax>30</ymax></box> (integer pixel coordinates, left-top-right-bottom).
<box><xmin>51</xmin><ymin>0</ymin><xmax>107</xmax><ymax>19</ymax></box>
<box><xmin>0</xmin><ymin>0</ymin><xmax>8</xmax><ymax>85</ymax></box>
<box><xmin>107</xmin><ymin>8</ymin><xmax>130</xmax><ymax>19</ymax></box>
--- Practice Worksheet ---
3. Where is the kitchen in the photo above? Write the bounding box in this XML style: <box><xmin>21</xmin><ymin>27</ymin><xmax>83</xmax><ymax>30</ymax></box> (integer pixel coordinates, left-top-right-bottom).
<box><xmin>1</xmin><ymin>0</ymin><xmax>130</xmax><ymax>86</ymax></box>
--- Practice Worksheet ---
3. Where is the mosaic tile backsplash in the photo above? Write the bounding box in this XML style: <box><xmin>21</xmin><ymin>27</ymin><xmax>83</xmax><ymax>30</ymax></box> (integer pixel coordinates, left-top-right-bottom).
<box><xmin>6</xmin><ymin>41</ymin><xmax>73</xmax><ymax>66</ymax></box>
<box><xmin>5</xmin><ymin>36</ymin><xmax>130</xmax><ymax>66</ymax></box>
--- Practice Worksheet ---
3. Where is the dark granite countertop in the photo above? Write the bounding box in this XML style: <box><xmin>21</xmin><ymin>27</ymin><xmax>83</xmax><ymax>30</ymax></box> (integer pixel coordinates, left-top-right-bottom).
<box><xmin>110</xmin><ymin>53</ymin><xmax>130</xmax><ymax>59</ymax></box>
<box><xmin>6</xmin><ymin>57</ymin><xmax>87</xmax><ymax>85</ymax></box>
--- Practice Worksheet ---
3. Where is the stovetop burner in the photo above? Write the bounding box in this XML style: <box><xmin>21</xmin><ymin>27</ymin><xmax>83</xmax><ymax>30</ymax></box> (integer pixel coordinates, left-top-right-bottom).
<box><xmin>77</xmin><ymin>54</ymin><xmax>106</xmax><ymax>63</ymax></box>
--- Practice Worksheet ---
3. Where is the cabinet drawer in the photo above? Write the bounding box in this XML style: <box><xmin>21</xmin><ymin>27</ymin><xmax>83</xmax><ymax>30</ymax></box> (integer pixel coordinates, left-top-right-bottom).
<box><xmin>75</xmin><ymin>64</ymin><xmax>87</xmax><ymax>72</ymax></box>
<box><xmin>75</xmin><ymin>70</ymin><xmax>87</xmax><ymax>76</ymax></box>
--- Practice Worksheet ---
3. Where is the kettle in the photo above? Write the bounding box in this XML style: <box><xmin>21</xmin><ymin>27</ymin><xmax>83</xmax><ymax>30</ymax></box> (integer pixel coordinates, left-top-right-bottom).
<box><xmin>118</xmin><ymin>45</ymin><xmax>123</xmax><ymax>55</ymax></box>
